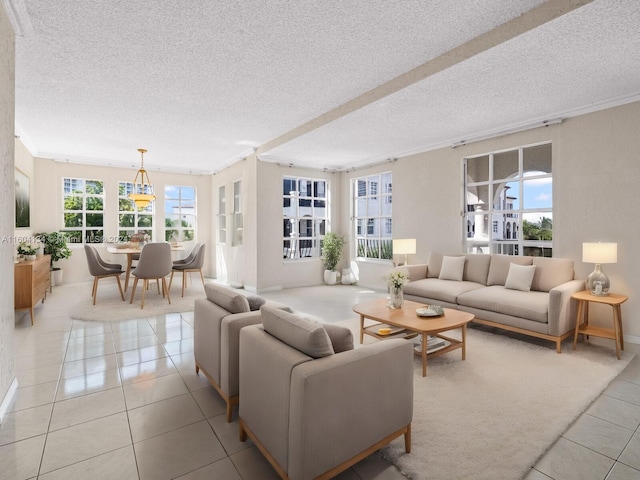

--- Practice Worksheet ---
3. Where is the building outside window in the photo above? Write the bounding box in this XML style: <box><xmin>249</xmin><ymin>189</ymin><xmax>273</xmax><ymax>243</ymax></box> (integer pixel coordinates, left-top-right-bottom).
<box><xmin>118</xmin><ymin>181</ymin><xmax>154</xmax><ymax>241</ymax></box>
<box><xmin>283</xmin><ymin>176</ymin><xmax>327</xmax><ymax>260</ymax></box>
<box><xmin>62</xmin><ymin>177</ymin><xmax>104</xmax><ymax>243</ymax></box>
<box><xmin>165</xmin><ymin>185</ymin><xmax>196</xmax><ymax>241</ymax></box>
<box><xmin>354</xmin><ymin>172</ymin><xmax>392</xmax><ymax>260</ymax></box>
<box><xmin>464</xmin><ymin>143</ymin><xmax>553</xmax><ymax>256</ymax></box>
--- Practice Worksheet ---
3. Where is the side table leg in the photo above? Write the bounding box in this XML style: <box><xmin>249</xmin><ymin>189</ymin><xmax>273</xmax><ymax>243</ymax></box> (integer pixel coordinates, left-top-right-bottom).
<box><xmin>616</xmin><ymin>305</ymin><xmax>624</xmax><ymax>351</ymax></box>
<box><xmin>573</xmin><ymin>300</ymin><xmax>584</xmax><ymax>350</ymax></box>
<box><xmin>359</xmin><ymin>314</ymin><xmax>364</xmax><ymax>344</ymax></box>
<box><xmin>612</xmin><ymin>305</ymin><xmax>621</xmax><ymax>360</ymax></box>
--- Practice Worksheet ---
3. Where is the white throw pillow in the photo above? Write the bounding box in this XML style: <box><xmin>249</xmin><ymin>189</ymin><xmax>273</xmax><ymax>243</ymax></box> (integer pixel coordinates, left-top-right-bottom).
<box><xmin>439</xmin><ymin>255</ymin><xmax>465</xmax><ymax>281</ymax></box>
<box><xmin>504</xmin><ymin>263</ymin><xmax>536</xmax><ymax>292</ymax></box>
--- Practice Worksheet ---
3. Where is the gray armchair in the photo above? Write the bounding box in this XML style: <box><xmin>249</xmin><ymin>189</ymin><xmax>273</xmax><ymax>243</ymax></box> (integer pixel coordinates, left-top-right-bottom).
<box><xmin>84</xmin><ymin>244</ymin><xmax>125</xmax><ymax>305</ymax></box>
<box><xmin>129</xmin><ymin>242</ymin><xmax>172</xmax><ymax>309</ymax></box>
<box><xmin>194</xmin><ymin>284</ymin><xmax>289</xmax><ymax>422</ymax></box>
<box><xmin>169</xmin><ymin>243</ymin><xmax>205</xmax><ymax>297</ymax></box>
<box><xmin>239</xmin><ymin>306</ymin><xmax>413</xmax><ymax>480</ymax></box>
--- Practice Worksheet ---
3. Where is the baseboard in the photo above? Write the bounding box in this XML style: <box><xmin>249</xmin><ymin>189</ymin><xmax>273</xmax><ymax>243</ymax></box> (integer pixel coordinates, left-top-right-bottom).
<box><xmin>0</xmin><ymin>378</ymin><xmax>18</xmax><ymax>424</ymax></box>
<box><xmin>624</xmin><ymin>334</ymin><xmax>640</xmax><ymax>345</ymax></box>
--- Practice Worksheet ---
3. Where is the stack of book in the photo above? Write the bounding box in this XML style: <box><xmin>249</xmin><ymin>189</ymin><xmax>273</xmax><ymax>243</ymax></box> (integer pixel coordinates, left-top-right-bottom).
<box><xmin>414</xmin><ymin>335</ymin><xmax>450</xmax><ymax>354</ymax></box>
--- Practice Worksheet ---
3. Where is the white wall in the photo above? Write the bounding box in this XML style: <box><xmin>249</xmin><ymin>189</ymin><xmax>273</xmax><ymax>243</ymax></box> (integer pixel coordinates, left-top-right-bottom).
<box><xmin>30</xmin><ymin>157</ymin><xmax>213</xmax><ymax>284</ymax></box>
<box><xmin>0</xmin><ymin>4</ymin><xmax>16</xmax><ymax>414</ymax></box>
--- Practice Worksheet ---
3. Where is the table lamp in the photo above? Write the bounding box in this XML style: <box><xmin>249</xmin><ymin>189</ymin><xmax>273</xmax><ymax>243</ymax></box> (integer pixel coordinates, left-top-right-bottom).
<box><xmin>393</xmin><ymin>238</ymin><xmax>416</xmax><ymax>266</ymax></box>
<box><xmin>582</xmin><ymin>242</ymin><xmax>617</xmax><ymax>296</ymax></box>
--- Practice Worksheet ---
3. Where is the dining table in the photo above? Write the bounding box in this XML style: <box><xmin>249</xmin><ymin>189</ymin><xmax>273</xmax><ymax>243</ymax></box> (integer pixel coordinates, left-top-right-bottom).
<box><xmin>107</xmin><ymin>243</ymin><xmax>185</xmax><ymax>292</ymax></box>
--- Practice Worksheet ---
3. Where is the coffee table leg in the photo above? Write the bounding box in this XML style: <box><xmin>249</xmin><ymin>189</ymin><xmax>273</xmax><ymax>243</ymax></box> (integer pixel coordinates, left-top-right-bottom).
<box><xmin>421</xmin><ymin>332</ymin><xmax>427</xmax><ymax>377</ymax></box>
<box><xmin>359</xmin><ymin>314</ymin><xmax>365</xmax><ymax>344</ymax></box>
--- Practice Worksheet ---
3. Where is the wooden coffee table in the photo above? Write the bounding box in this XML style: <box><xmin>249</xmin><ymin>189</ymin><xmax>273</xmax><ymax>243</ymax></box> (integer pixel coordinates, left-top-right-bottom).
<box><xmin>353</xmin><ymin>298</ymin><xmax>475</xmax><ymax>376</ymax></box>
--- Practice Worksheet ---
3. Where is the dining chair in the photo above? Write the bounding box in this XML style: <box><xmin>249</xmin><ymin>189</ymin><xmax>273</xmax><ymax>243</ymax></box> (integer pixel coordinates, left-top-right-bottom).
<box><xmin>129</xmin><ymin>242</ymin><xmax>172</xmax><ymax>309</ymax></box>
<box><xmin>169</xmin><ymin>243</ymin><xmax>205</xmax><ymax>297</ymax></box>
<box><xmin>84</xmin><ymin>244</ymin><xmax>125</xmax><ymax>305</ymax></box>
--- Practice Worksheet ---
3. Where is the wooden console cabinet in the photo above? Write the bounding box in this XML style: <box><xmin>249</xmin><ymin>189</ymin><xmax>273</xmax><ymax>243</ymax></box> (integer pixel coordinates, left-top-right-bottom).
<box><xmin>15</xmin><ymin>254</ymin><xmax>51</xmax><ymax>324</ymax></box>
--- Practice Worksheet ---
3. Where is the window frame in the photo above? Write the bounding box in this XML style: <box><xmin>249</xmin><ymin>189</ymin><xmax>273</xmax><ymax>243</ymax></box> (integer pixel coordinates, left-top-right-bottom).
<box><xmin>61</xmin><ymin>177</ymin><xmax>105</xmax><ymax>244</ymax></box>
<box><xmin>164</xmin><ymin>185</ymin><xmax>197</xmax><ymax>242</ymax></box>
<box><xmin>353</xmin><ymin>171</ymin><xmax>393</xmax><ymax>262</ymax></box>
<box><xmin>463</xmin><ymin>142</ymin><xmax>553</xmax><ymax>257</ymax></box>
<box><xmin>282</xmin><ymin>175</ymin><xmax>328</xmax><ymax>261</ymax></box>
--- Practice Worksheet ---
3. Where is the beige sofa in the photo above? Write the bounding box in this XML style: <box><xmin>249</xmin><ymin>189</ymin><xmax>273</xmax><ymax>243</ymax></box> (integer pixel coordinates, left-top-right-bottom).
<box><xmin>194</xmin><ymin>284</ymin><xmax>288</xmax><ymax>422</ymax></box>
<box><xmin>403</xmin><ymin>253</ymin><xmax>584</xmax><ymax>352</ymax></box>
<box><xmin>239</xmin><ymin>306</ymin><xmax>413</xmax><ymax>480</ymax></box>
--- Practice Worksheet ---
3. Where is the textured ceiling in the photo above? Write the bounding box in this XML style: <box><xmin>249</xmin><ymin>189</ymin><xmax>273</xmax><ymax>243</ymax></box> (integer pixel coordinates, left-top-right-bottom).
<box><xmin>7</xmin><ymin>0</ymin><xmax>640</xmax><ymax>174</ymax></box>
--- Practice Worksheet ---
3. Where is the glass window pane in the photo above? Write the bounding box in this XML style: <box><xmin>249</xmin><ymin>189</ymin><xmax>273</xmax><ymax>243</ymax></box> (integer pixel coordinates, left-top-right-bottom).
<box><xmin>523</xmin><ymin>177</ymin><xmax>552</xmax><ymax>209</ymax></box>
<box><xmin>314</xmin><ymin>181</ymin><xmax>326</xmax><ymax>198</ymax></box>
<box><xmin>381</xmin><ymin>172</ymin><xmax>392</xmax><ymax>195</ymax></box>
<box><xmin>298</xmin><ymin>179</ymin><xmax>311</xmax><ymax>197</ymax></box>
<box><xmin>181</xmin><ymin>215</ymin><xmax>195</xmax><ymax>228</ymax></box>
<box><xmin>119</xmin><ymin>214</ymin><xmax>134</xmax><ymax>227</ymax></box>
<box><xmin>86</xmin><ymin>197</ymin><xmax>103</xmax><ymax>211</ymax></box>
<box><xmin>493</xmin><ymin>181</ymin><xmax>519</xmax><ymax>211</ymax></box>
<box><xmin>64</xmin><ymin>196</ymin><xmax>82</xmax><ymax>210</ymax></box>
<box><xmin>466</xmin><ymin>155</ymin><xmax>489</xmax><ymax>183</ymax></box>
<box><xmin>522</xmin><ymin>213</ymin><xmax>553</xmax><ymax>241</ymax></box>
<box><xmin>64</xmin><ymin>213</ymin><xmax>83</xmax><ymax>227</ymax></box>
<box><xmin>493</xmin><ymin>150</ymin><xmax>519</xmax><ymax>180</ymax></box>
<box><xmin>466</xmin><ymin>184</ymin><xmax>490</xmax><ymax>212</ymax></box>
<box><xmin>85</xmin><ymin>180</ymin><xmax>103</xmax><ymax>195</ymax></box>
<box><xmin>523</xmin><ymin>144</ymin><xmax>552</xmax><ymax>174</ymax></box>
<box><xmin>86</xmin><ymin>213</ymin><xmax>103</xmax><ymax>227</ymax></box>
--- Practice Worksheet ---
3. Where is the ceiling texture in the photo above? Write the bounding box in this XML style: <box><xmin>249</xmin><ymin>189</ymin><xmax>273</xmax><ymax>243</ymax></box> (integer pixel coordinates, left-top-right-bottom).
<box><xmin>5</xmin><ymin>0</ymin><xmax>640</xmax><ymax>175</ymax></box>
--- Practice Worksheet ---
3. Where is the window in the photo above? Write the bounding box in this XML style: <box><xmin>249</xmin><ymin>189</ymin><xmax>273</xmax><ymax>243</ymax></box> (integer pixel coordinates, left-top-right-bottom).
<box><xmin>118</xmin><ymin>182</ymin><xmax>154</xmax><ymax>241</ymax></box>
<box><xmin>165</xmin><ymin>186</ymin><xmax>196</xmax><ymax>241</ymax></box>
<box><xmin>283</xmin><ymin>176</ymin><xmax>327</xmax><ymax>260</ymax></box>
<box><xmin>354</xmin><ymin>172</ymin><xmax>392</xmax><ymax>260</ymax></box>
<box><xmin>464</xmin><ymin>143</ymin><xmax>552</xmax><ymax>256</ymax></box>
<box><xmin>218</xmin><ymin>186</ymin><xmax>226</xmax><ymax>244</ymax></box>
<box><xmin>62</xmin><ymin>177</ymin><xmax>104</xmax><ymax>243</ymax></box>
<box><xmin>232</xmin><ymin>180</ymin><xmax>243</xmax><ymax>246</ymax></box>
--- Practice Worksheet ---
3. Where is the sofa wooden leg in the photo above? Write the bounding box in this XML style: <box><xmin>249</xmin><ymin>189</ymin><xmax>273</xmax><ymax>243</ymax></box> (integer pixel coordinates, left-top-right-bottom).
<box><xmin>239</xmin><ymin>419</ymin><xmax>247</xmax><ymax>442</ymax></box>
<box><xmin>226</xmin><ymin>402</ymin><xmax>233</xmax><ymax>423</ymax></box>
<box><xmin>405</xmin><ymin>424</ymin><xmax>411</xmax><ymax>453</ymax></box>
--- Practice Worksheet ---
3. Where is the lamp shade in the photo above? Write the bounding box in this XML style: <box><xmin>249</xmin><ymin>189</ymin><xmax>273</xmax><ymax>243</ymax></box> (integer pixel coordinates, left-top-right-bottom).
<box><xmin>393</xmin><ymin>238</ymin><xmax>416</xmax><ymax>255</ymax></box>
<box><xmin>582</xmin><ymin>242</ymin><xmax>617</xmax><ymax>264</ymax></box>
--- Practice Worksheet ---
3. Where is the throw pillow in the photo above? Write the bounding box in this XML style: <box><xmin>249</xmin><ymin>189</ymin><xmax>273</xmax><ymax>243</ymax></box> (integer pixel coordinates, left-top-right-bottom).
<box><xmin>204</xmin><ymin>284</ymin><xmax>250</xmax><ymax>314</ymax></box>
<box><xmin>297</xmin><ymin>313</ymin><xmax>355</xmax><ymax>353</ymax></box>
<box><xmin>246</xmin><ymin>295</ymin><xmax>266</xmax><ymax>311</ymax></box>
<box><xmin>504</xmin><ymin>263</ymin><xmax>536</xmax><ymax>292</ymax></box>
<box><xmin>261</xmin><ymin>306</ymin><xmax>335</xmax><ymax>358</ymax></box>
<box><xmin>439</xmin><ymin>255</ymin><xmax>465</xmax><ymax>281</ymax></box>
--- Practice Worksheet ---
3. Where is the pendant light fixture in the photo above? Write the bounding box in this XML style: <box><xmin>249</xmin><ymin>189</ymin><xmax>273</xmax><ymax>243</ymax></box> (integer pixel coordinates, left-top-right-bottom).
<box><xmin>128</xmin><ymin>148</ymin><xmax>156</xmax><ymax>208</ymax></box>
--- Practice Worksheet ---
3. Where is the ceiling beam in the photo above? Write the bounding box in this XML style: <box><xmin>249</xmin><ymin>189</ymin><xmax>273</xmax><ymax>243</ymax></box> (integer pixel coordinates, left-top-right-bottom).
<box><xmin>256</xmin><ymin>0</ymin><xmax>594</xmax><ymax>157</ymax></box>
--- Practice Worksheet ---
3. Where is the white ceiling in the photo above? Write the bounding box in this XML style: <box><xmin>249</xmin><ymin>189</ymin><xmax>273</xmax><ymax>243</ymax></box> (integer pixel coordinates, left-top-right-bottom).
<box><xmin>7</xmin><ymin>0</ymin><xmax>640</xmax><ymax>174</ymax></box>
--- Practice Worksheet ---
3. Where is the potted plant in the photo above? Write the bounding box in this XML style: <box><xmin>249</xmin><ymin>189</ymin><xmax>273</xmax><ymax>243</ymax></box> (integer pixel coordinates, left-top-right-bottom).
<box><xmin>17</xmin><ymin>241</ymin><xmax>38</xmax><ymax>261</ymax></box>
<box><xmin>321</xmin><ymin>232</ymin><xmax>345</xmax><ymax>285</ymax></box>
<box><xmin>35</xmin><ymin>231</ymin><xmax>72</xmax><ymax>285</ymax></box>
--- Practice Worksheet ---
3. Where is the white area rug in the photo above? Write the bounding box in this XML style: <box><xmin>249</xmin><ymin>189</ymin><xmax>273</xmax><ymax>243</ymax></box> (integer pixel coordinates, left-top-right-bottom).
<box><xmin>70</xmin><ymin>280</ymin><xmax>205</xmax><ymax>321</ymax></box>
<box><xmin>338</xmin><ymin>319</ymin><xmax>633</xmax><ymax>480</ymax></box>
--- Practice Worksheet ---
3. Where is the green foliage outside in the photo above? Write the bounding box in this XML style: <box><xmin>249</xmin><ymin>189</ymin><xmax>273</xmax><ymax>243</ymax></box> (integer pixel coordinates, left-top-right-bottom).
<box><xmin>357</xmin><ymin>238</ymin><xmax>393</xmax><ymax>260</ymax></box>
<box><xmin>523</xmin><ymin>217</ymin><xmax>553</xmax><ymax>241</ymax></box>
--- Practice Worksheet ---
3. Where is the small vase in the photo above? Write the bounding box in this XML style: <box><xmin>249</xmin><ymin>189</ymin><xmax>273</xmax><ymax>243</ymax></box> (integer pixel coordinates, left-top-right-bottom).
<box><xmin>388</xmin><ymin>286</ymin><xmax>404</xmax><ymax>309</ymax></box>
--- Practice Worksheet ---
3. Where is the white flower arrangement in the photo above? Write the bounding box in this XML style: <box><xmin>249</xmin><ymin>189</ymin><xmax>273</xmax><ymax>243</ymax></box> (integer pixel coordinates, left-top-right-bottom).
<box><xmin>385</xmin><ymin>266</ymin><xmax>410</xmax><ymax>289</ymax></box>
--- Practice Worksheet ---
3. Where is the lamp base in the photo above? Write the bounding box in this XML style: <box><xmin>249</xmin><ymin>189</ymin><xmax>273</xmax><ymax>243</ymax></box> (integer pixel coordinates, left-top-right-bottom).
<box><xmin>585</xmin><ymin>264</ymin><xmax>610</xmax><ymax>296</ymax></box>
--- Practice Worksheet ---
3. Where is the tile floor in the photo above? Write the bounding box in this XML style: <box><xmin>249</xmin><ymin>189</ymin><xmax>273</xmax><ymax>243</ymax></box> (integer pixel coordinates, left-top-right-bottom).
<box><xmin>4</xmin><ymin>282</ymin><xmax>640</xmax><ymax>479</ymax></box>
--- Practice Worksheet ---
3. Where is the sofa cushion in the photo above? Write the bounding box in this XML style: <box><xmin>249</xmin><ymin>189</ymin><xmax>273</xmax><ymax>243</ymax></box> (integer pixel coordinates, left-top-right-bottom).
<box><xmin>403</xmin><ymin>277</ymin><xmax>484</xmax><ymax>304</ymax></box>
<box><xmin>487</xmin><ymin>255</ymin><xmax>533</xmax><ymax>286</ymax></box>
<box><xmin>204</xmin><ymin>284</ymin><xmax>250</xmax><ymax>314</ymax></box>
<box><xmin>321</xmin><ymin>324</ymin><xmax>354</xmax><ymax>353</ymax></box>
<box><xmin>262</xmin><ymin>306</ymin><xmax>335</xmax><ymax>358</ymax></box>
<box><xmin>463</xmin><ymin>254</ymin><xmax>491</xmax><ymax>285</ymax></box>
<box><xmin>505</xmin><ymin>264</ymin><xmax>536</xmax><ymax>292</ymax></box>
<box><xmin>246</xmin><ymin>295</ymin><xmax>266</xmax><ymax>311</ymax></box>
<box><xmin>458</xmin><ymin>286</ymin><xmax>549</xmax><ymax>323</ymax></box>
<box><xmin>439</xmin><ymin>256</ymin><xmax>466</xmax><ymax>281</ymax></box>
<box><xmin>426</xmin><ymin>252</ymin><xmax>445</xmax><ymax>278</ymax></box>
<box><xmin>531</xmin><ymin>257</ymin><xmax>574</xmax><ymax>292</ymax></box>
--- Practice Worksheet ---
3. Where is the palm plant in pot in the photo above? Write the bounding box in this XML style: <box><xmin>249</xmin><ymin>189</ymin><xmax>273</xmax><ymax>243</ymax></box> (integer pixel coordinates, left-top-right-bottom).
<box><xmin>321</xmin><ymin>232</ymin><xmax>345</xmax><ymax>285</ymax></box>
<box><xmin>36</xmin><ymin>231</ymin><xmax>72</xmax><ymax>285</ymax></box>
